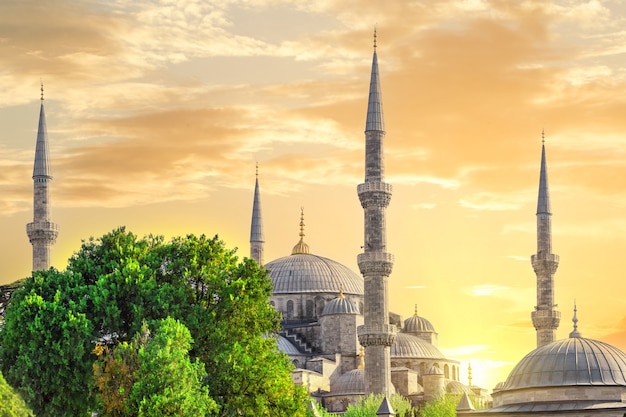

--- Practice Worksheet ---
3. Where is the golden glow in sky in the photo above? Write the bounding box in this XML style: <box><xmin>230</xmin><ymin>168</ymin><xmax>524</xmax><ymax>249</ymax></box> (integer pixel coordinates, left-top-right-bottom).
<box><xmin>2</xmin><ymin>0</ymin><xmax>626</xmax><ymax>391</ymax></box>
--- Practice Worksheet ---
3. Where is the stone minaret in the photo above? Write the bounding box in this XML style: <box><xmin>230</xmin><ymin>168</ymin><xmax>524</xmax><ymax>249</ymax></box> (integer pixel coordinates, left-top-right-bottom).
<box><xmin>356</xmin><ymin>31</ymin><xmax>396</xmax><ymax>396</ymax></box>
<box><xmin>26</xmin><ymin>84</ymin><xmax>59</xmax><ymax>271</ymax></box>
<box><xmin>250</xmin><ymin>163</ymin><xmax>264</xmax><ymax>265</ymax></box>
<box><xmin>530</xmin><ymin>134</ymin><xmax>560</xmax><ymax>347</ymax></box>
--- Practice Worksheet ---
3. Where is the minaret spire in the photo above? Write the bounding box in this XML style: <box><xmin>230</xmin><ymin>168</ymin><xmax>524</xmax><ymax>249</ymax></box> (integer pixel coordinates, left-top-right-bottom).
<box><xmin>531</xmin><ymin>133</ymin><xmax>560</xmax><ymax>347</ymax></box>
<box><xmin>27</xmin><ymin>83</ymin><xmax>59</xmax><ymax>271</ymax></box>
<box><xmin>249</xmin><ymin>162</ymin><xmax>264</xmax><ymax>265</ymax></box>
<box><xmin>357</xmin><ymin>30</ymin><xmax>396</xmax><ymax>396</ymax></box>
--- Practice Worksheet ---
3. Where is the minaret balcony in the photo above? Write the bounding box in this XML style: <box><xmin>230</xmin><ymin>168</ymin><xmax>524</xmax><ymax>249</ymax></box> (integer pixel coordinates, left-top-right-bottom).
<box><xmin>531</xmin><ymin>309</ymin><xmax>561</xmax><ymax>329</ymax></box>
<box><xmin>357</xmin><ymin>181</ymin><xmax>393</xmax><ymax>195</ymax></box>
<box><xmin>26</xmin><ymin>221</ymin><xmax>59</xmax><ymax>233</ymax></box>
<box><xmin>357</xmin><ymin>252</ymin><xmax>394</xmax><ymax>275</ymax></box>
<box><xmin>358</xmin><ymin>324</ymin><xmax>397</xmax><ymax>347</ymax></box>
<box><xmin>531</xmin><ymin>253</ymin><xmax>559</xmax><ymax>263</ymax></box>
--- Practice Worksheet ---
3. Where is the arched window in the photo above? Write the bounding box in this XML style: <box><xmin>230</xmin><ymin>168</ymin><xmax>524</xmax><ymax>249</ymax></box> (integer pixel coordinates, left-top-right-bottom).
<box><xmin>444</xmin><ymin>364</ymin><xmax>450</xmax><ymax>379</ymax></box>
<box><xmin>306</xmin><ymin>299</ymin><xmax>314</xmax><ymax>318</ymax></box>
<box><xmin>316</xmin><ymin>298</ymin><xmax>325</xmax><ymax>317</ymax></box>
<box><xmin>286</xmin><ymin>300</ymin><xmax>294</xmax><ymax>319</ymax></box>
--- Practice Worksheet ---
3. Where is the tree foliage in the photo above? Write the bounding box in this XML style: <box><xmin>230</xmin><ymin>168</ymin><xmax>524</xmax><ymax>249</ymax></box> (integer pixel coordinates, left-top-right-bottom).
<box><xmin>417</xmin><ymin>395</ymin><xmax>458</xmax><ymax>417</ymax></box>
<box><xmin>94</xmin><ymin>318</ymin><xmax>216</xmax><ymax>417</ymax></box>
<box><xmin>0</xmin><ymin>371</ymin><xmax>33</xmax><ymax>417</ymax></box>
<box><xmin>0</xmin><ymin>227</ymin><xmax>308</xmax><ymax>416</ymax></box>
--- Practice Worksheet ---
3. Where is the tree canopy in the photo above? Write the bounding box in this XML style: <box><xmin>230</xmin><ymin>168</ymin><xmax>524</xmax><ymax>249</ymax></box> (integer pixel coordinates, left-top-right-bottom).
<box><xmin>0</xmin><ymin>227</ymin><xmax>308</xmax><ymax>416</ymax></box>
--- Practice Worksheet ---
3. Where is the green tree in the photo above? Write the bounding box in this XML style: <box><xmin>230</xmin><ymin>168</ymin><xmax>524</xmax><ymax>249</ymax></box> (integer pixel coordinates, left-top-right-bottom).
<box><xmin>418</xmin><ymin>395</ymin><xmax>457</xmax><ymax>417</ymax></box>
<box><xmin>132</xmin><ymin>318</ymin><xmax>216</xmax><ymax>416</ymax></box>
<box><xmin>0</xmin><ymin>227</ymin><xmax>308</xmax><ymax>416</ymax></box>
<box><xmin>0</xmin><ymin>371</ymin><xmax>33</xmax><ymax>417</ymax></box>
<box><xmin>0</xmin><ymin>269</ymin><xmax>94</xmax><ymax>416</ymax></box>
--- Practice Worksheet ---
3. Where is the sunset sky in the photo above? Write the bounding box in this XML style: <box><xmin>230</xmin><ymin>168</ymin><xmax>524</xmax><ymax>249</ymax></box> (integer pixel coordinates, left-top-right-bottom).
<box><xmin>2</xmin><ymin>0</ymin><xmax>626</xmax><ymax>391</ymax></box>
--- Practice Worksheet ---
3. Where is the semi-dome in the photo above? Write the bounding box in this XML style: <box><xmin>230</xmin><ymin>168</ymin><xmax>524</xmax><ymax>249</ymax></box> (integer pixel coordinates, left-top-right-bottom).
<box><xmin>332</xmin><ymin>369</ymin><xmax>365</xmax><ymax>395</ymax></box>
<box><xmin>404</xmin><ymin>306</ymin><xmax>436</xmax><ymax>333</ymax></box>
<box><xmin>321</xmin><ymin>289</ymin><xmax>360</xmax><ymax>316</ymax></box>
<box><xmin>391</xmin><ymin>333</ymin><xmax>446</xmax><ymax>359</ymax></box>
<box><xmin>501</xmin><ymin>336</ymin><xmax>626</xmax><ymax>390</ymax></box>
<box><xmin>275</xmin><ymin>335</ymin><xmax>301</xmax><ymax>356</ymax></box>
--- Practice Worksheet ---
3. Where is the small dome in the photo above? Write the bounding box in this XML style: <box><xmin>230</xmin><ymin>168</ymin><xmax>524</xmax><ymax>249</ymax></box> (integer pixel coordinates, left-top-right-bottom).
<box><xmin>502</xmin><ymin>336</ymin><xmax>626</xmax><ymax>390</ymax></box>
<box><xmin>391</xmin><ymin>333</ymin><xmax>446</xmax><ymax>359</ymax></box>
<box><xmin>321</xmin><ymin>289</ymin><xmax>360</xmax><ymax>316</ymax></box>
<box><xmin>404</xmin><ymin>306</ymin><xmax>436</xmax><ymax>333</ymax></box>
<box><xmin>332</xmin><ymin>369</ymin><xmax>365</xmax><ymax>395</ymax></box>
<box><xmin>426</xmin><ymin>365</ymin><xmax>444</xmax><ymax>375</ymax></box>
<box><xmin>446</xmin><ymin>380</ymin><xmax>473</xmax><ymax>396</ymax></box>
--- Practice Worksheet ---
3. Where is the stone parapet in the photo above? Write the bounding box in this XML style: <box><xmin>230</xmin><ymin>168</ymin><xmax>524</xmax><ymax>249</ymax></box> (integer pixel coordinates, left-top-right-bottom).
<box><xmin>531</xmin><ymin>309</ymin><xmax>561</xmax><ymax>330</ymax></box>
<box><xmin>531</xmin><ymin>253</ymin><xmax>559</xmax><ymax>275</ymax></box>
<box><xmin>26</xmin><ymin>221</ymin><xmax>59</xmax><ymax>244</ymax></box>
<box><xmin>357</xmin><ymin>181</ymin><xmax>393</xmax><ymax>194</ymax></box>
<box><xmin>357</xmin><ymin>252</ymin><xmax>394</xmax><ymax>275</ymax></box>
<box><xmin>357</xmin><ymin>324</ymin><xmax>397</xmax><ymax>347</ymax></box>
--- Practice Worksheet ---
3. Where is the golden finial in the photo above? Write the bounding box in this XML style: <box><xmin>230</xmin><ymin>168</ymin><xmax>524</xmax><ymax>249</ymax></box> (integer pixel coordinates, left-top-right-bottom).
<box><xmin>468</xmin><ymin>361</ymin><xmax>473</xmax><ymax>386</ymax></box>
<box><xmin>291</xmin><ymin>207</ymin><xmax>310</xmax><ymax>254</ymax></box>
<box><xmin>358</xmin><ymin>346</ymin><xmax>365</xmax><ymax>369</ymax></box>
<box><xmin>255</xmin><ymin>162</ymin><xmax>259</xmax><ymax>178</ymax></box>
<box><xmin>373</xmin><ymin>26</ymin><xmax>377</xmax><ymax>49</ymax></box>
<box><xmin>542</xmin><ymin>129</ymin><xmax>545</xmax><ymax>144</ymax></box>
<box><xmin>414</xmin><ymin>304</ymin><xmax>418</xmax><ymax>316</ymax></box>
<box><xmin>338</xmin><ymin>284</ymin><xmax>345</xmax><ymax>299</ymax></box>
<box><xmin>40</xmin><ymin>79</ymin><xmax>44</xmax><ymax>101</ymax></box>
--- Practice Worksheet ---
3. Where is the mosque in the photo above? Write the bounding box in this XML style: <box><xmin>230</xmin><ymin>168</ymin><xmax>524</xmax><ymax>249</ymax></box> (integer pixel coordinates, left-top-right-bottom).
<box><xmin>9</xmin><ymin>32</ymin><xmax>626</xmax><ymax>416</ymax></box>
<box><xmin>246</xmin><ymin>37</ymin><xmax>491</xmax><ymax>412</ymax></box>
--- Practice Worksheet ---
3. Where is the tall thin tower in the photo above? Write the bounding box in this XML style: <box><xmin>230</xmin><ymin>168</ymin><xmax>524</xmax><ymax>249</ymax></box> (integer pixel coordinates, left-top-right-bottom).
<box><xmin>26</xmin><ymin>84</ymin><xmax>59</xmax><ymax>271</ymax></box>
<box><xmin>530</xmin><ymin>133</ymin><xmax>560</xmax><ymax>347</ymax></box>
<box><xmin>356</xmin><ymin>31</ymin><xmax>396</xmax><ymax>396</ymax></box>
<box><xmin>250</xmin><ymin>163</ymin><xmax>264</xmax><ymax>265</ymax></box>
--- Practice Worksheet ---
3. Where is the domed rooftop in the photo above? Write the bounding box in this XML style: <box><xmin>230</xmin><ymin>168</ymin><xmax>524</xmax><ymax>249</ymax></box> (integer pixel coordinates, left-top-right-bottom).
<box><xmin>391</xmin><ymin>333</ymin><xmax>446</xmax><ymax>359</ymax></box>
<box><xmin>404</xmin><ymin>305</ymin><xmax>436</xmax><ymax>333</ymax></box>
<box><xmin>321</xmin><ymin>288</ymin><xmax>360</xmax><ymax>316</ymax></box>
<box><xmin>275</xmin><ymin>335</ymin><xmax>301</xmax><ymax>356</ymax></box>
<box><xmin>266</xmin><ymin>211</ymin><xmax>363</xmax><ymax>295</ymax></box>
<box><xmin>501</xmin><ymin>314</ymin><xmax>626</xmax><ymax>390</ymax></box>
<box><xmin>332</xmin><ymin>369</ymin><xmax>365</xmax><ymax>395</ymax></box>
<box><xmin>447</xmin><ymin>380</ymin><xmax>473</xmax><ymax>396</ymax></box>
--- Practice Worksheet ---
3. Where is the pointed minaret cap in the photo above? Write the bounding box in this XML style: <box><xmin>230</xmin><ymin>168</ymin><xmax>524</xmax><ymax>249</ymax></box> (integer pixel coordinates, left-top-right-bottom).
<box><xmin>365</xmin><ymin>28</ymin><xmax>384</xmax><ymax>132</ymax></box>
<box><xmin>376</xmin><ymin>396</ymin><xmax>396</xmax><ymax>416</ymax></box>
<box><xmin>569</xmin><ymin>301</ymin><xmax>582</xmax><ymax>338</ymax></box>
<box><xmin>33</xmin><ymin>81</ymin><xmax>52</xmax><ymax>179</ymax></box>
<box><xmin>537</xmin><ymin>130</ymin><xmax>551</xmax><ymax>215</ymax></box>
<box><xmin>250</xmin><ymin>163</ymin><xmax>264</xmax><ymax>242</ymax></box>
<box><xmin>291</xmin><ymin>207</ymin><xmax>310</xmax><ymax>254</ymax></box>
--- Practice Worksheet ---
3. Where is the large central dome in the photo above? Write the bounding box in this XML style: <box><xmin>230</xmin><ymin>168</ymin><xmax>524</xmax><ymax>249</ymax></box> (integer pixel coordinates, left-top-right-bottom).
<box><xmin>502</xmin><ymin>336</ymin><xmax>626</xmax><ymax>390</ymax></box>
<box><xmin>266</xmin><ymin>253</ymin><xmax>364</xmax><ymax>296</ymax></box>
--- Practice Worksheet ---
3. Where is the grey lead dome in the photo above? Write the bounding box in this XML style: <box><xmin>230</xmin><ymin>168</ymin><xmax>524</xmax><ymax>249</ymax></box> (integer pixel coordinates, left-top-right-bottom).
<box><xmin>266</xmin><ymin>253</ymin><xmax>364</xmax><ymax>296</ymax></box>
<box><xmin>502</xmin><ymin>336</ymin><xmax>626</xmax><ymax>390</ymax></box>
